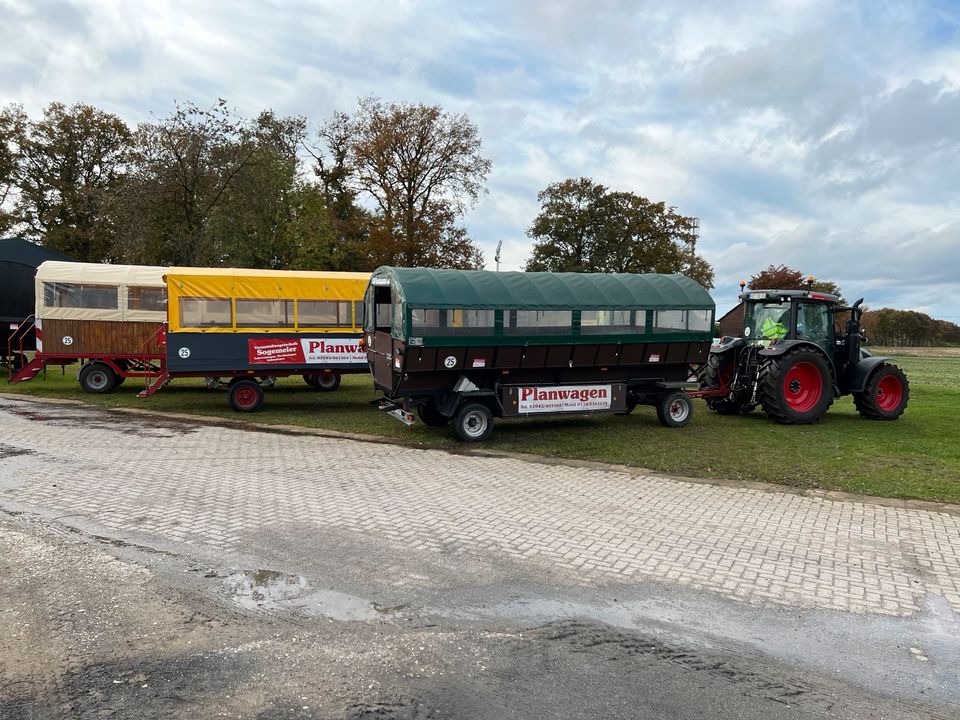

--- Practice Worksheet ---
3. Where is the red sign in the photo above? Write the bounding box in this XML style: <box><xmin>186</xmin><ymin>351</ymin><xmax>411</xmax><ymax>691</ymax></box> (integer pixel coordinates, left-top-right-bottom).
<box><xmin>248</xmin><ymin>339</ymin><xmax>306</xmax><ymax>365</ymax></box>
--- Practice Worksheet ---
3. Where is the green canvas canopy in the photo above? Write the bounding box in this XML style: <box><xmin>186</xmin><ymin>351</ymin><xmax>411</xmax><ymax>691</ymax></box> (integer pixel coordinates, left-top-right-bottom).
<box><xmin>372</xmin><ymin>267</ymin><xmax>714</xmax><ymax>311</ymax></box>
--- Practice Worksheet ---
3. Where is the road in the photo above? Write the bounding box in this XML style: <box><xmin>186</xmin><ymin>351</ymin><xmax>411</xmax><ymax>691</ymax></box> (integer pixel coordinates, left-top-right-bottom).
<box><xmin>0</xmin><ymin>394</ymin><xmax>958</xmax><ymax>719</ymax></box>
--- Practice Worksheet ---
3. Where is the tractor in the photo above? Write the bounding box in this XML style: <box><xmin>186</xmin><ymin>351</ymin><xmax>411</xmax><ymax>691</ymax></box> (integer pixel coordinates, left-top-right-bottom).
<box><xmin>700</xmin><ymin>280</ymin><xmax>909</xmax><ymax>424</ymax></box>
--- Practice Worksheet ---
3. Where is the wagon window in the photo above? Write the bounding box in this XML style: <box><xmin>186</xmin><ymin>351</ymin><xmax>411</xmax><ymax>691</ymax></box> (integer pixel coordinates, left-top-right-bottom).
<box><xmin>411</xmin><ymin>308</ymin><xmax>440</xmax><ymax>330</ymax></box>
<box><xmin>580</xmin><ymin>309</ymin><xmax>644</xmax><ymax>335</ymax></box>
<box><xmin>299</xmin><ymin>300</ymin><xmax>353</xmax><ymax>327</ymax></box>
<box><xmin>127</xmin><ymin>286</ymin><xmax>166</xmax><ymax>312</ymax></box>
<box><xmin>179</xmin><ymin>297</ymin><xmax>232</xmax><ymax>327</ymax></box>
<box><xmin>687</xmin><ymin>309</ymin><xmax>712</xmax><ymax>332</ymax></box>
<box><xmin>444</xmin><ymin>309</ymin><xmax>494</xmax><ymax>335</ymax></box>
<box><xmin>505</xmin><ymin>309</ymin><xmax>572</xmax><ymax>335</ymax></box>
<box><xmin>236</xmin><ymin>299</ymin><xmax>293</xmax><ymax>327</ymax></box>
<box><xmin>43</xmin><ymin>282</ymin><xmax>118</xmax><ymax>310</ymax></box>
<box><xmin>653</xmin><ymin>309</ymin><xmax>712</xmax><ymax>333</ymax></box>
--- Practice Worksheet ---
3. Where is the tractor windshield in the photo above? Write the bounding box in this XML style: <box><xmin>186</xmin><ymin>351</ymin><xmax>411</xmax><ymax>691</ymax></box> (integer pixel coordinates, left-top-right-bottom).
<box><xmin>744</xmin><ymin>302</ymin><xmax>790</xmax><ymax>342</ymax></box>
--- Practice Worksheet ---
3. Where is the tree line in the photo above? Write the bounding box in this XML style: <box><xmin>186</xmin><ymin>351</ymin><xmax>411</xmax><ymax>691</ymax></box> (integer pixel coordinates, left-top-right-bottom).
<box><xmin>0</xmin><ymin>100</ymin><xmax>714</xmax><ymax>286</ymax></box>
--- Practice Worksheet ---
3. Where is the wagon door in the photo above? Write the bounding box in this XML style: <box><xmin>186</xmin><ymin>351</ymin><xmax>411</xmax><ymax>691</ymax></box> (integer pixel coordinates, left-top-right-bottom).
<box><xmin>365</xmin><ymin>279</ymin><xmax>398</xmax><ymax>390</ymax></box>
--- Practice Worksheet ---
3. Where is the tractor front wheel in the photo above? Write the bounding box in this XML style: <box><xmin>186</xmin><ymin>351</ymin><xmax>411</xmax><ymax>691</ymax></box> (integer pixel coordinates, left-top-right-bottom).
<box><xmin>854</xmin><ymin>364</ymin><xmax>909</xmax><ymax>420</ymax></box>
<box><xmin>758</xmin><ymin>348</ymin><xmax>833</xmax><ymax>424</ymax></box>
<box><xmin>700</xmin><ymin>354</ymin><xmax>752</xmax><ymax>415</ymax></box>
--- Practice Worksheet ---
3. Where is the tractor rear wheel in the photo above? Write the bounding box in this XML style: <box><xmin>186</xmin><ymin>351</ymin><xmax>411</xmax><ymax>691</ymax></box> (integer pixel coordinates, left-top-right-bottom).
<box><xmin>854</xmin><ymin>364</ymin><xmax>909</xmax><ymax>420</ymax></box>
<box><xmin>758</xmin><ymin>347</ymin><xmax>833</xmax><ymax>424</ymax></box>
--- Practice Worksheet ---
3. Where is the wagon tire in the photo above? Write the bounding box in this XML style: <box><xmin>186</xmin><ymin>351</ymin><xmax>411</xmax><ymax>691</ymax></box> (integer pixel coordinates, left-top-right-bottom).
<box><xmin>418</xmin><ymin>403</ymin><xmax>451</xmax><ymax>427</ymax></box>
<box><xmin>854</xmin><ymin>364</ymin><xmax>909</xmax><ymax>420</ymax></box>
<box><xmin>314</xmin><ymin>373</ymin><xmax>341</xmax><ymax>392</ymax></box>
<box><xmin>79</xmin><ymin>363</ymin><xmax>117</xmax><ymax>394</ymax></box>
<box><xmin>228</xmin><ymin>379</ymin><xmax>264</xmax><ymax>412</ymax></box>
<box><xmin>758</xmin><ymin>347</ymin><xmax>833</xmax><ymax>424</ymax></box>
<box><xmin>302</xmin><ymin>374</ymin><xmax>319</xmax><ymax>388</ymax></box>
<box><xmin>453</xmin><ymin>402</ymin><xmax>493</xmax><ymax>442</ymax></box>
<box><xmin>656</xmin><ymin>391</ymin><xmax>693</xmax><ymax>428</ymax></box>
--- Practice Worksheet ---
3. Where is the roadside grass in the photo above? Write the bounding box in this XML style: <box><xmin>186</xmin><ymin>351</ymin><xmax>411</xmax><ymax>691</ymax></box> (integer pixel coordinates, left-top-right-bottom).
<box><xmin>3</xmin><ymin>354</ymin><xmax>959</xmax><ymax>503</ymax></box>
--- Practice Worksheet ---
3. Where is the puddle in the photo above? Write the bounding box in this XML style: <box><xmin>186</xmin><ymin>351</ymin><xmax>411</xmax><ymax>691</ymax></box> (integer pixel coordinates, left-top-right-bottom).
<box><xmin>0</xmin><ymin>443</ymin><xmax>35</xmax><ymax>459</ymax></box>
<box><xmin>223</xmin><ymin>570</ymin><xmax>381</xmax><ymax>621</ymax></box>
<box><xmin>2</xmin><ymin>402</ymin><xmax>198</xmax><ymax>438</ymax></box>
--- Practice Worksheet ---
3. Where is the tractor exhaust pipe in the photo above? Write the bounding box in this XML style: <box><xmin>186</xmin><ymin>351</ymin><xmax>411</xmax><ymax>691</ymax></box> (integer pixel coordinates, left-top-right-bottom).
<box><xmin>847</xmin><ymin>298</ymin><xmax>864</xmax><ymax>364</ymax></box>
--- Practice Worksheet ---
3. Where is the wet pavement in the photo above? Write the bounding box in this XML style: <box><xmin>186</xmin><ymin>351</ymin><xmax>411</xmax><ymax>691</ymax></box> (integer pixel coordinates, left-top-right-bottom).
<box><xmin>0</xmin><ymin>395</ymin><xmax>958</xmax><ymax>719</ymax></box>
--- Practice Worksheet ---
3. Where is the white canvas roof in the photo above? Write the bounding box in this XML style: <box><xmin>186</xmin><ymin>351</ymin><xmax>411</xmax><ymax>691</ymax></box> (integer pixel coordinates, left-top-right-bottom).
<box><xmin>35</xmin><ymin>261</ymin><xmax>167</xmax><ymax>286</ymax></box>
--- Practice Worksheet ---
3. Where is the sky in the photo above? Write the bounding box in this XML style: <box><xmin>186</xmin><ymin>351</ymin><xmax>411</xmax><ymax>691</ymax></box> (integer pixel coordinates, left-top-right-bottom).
<box><xmin>1</xmin><ymin>0</ymin><xmax>959</xmax><ymax>320</ymax></box>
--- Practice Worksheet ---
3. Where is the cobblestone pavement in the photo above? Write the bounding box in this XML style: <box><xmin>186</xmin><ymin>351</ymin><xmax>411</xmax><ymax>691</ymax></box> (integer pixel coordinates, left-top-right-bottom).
<box><xmin>1</xmin><ymin>396</ymin><xmax>959</xmax><ymax>618</ymax></box>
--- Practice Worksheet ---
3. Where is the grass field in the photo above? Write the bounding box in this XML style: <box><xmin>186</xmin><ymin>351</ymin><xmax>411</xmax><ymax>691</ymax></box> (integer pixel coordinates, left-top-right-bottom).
<box><xmin>3</xmin><ymin>352</ymin><xmax>959</xmax><ymax>503</ymax></box>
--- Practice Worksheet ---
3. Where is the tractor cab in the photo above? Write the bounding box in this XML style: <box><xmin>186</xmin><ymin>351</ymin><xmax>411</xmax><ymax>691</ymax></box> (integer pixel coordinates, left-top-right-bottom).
<box><xmin>741</xmin><ymin>290</ymin><xmax>838</xmax><ymax>357</ymax></box>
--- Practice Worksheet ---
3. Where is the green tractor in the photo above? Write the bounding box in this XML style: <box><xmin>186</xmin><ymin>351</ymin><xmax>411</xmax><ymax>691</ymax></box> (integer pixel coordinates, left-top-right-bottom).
<box><xmin>701</xmin><ymin>281</ymin><xmax>909</xmax><ymax>424</ymax></box>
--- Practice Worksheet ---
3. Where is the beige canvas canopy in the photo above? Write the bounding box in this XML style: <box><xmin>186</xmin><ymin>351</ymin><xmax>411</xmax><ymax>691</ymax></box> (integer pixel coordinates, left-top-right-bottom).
<box><xmin>35</xmin><ymin>261</ymin><xmax>168</xmax><ymax>322</ymax></box>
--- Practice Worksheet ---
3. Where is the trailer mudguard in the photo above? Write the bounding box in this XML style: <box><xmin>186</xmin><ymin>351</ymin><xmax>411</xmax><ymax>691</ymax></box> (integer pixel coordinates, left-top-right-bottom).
<box><xmin>843</xmin><ymin>355</ymin><xmax>892</xmax><ymax>394</ymax></box>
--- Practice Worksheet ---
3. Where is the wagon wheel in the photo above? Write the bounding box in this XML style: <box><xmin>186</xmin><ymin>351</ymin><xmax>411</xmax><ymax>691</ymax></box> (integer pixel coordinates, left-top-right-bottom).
<box><xmin>79</xmin><ymin>363</ymin><xmax>117</xmax><ymax>394</ymax></box>
<box><xmin>228</xmin><ymin>379</ymin><xmax>264</xmax><ymax>412</ymax></box>
<box><xmin>656</xmin><ymin>391</ymin><xmax>693</xmax><ymax>428</ymax></box>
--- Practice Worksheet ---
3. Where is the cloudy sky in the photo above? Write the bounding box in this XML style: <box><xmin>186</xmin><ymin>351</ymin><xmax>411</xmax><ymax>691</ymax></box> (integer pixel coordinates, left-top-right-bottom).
<box><xmin>2</xmin><ymin>0</ymin><xmax>959</xmax><ymax>319</ymax></box>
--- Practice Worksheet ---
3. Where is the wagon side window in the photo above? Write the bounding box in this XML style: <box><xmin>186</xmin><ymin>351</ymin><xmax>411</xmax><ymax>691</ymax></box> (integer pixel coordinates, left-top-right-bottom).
<box><xmin>504</xmin><ymin>309</ymin><xmax>572</xmax><ymax>335</ymax></box>
<box><xmin>235</xmin><ymin>299</ymin><xmax>294</xmax><ymax>327</ymax></box>
<box><xmin>580</xmin><ymin>309</ymin><xmax>643</xmax><ymax>335</ymax></box>
<box><xmin>43</xmin><ymin>282</ymin><xmax>118</xmax><ymax>310</ymax></box>
<box><xmin>687</xmin><ymin>309</ymin><xmax>712</xmax><ymax>332</ymax></box>
<box><xmin>298</xmin><ymin>300</ymin><xmax>353</xmax><ymax>327</ymax></box>
<box><xmin>179</xmin><ymin>297</ymin><xmax>232</xmax><ymax>327</ymax></box>
<box><xmin>653</xmin><ymin>309</ymin><xmax>712</xmax><ymax>333</ymax></box>
<box><xmin>127</xmin><ymin>286</ymin><xmax>166</xmax><ymax>312</ymax></box>
<box><xmin>411</xmin><ymin>308</ymin><xmax>440</xmax><ymax>330</ymax></box>
<box><xmin>444</xmin><ymin>309</ymin><xmax>494</xmax><ymax>335</ymax></box>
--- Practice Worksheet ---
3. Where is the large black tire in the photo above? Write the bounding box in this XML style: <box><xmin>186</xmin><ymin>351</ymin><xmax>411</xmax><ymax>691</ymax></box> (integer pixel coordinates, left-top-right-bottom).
<box><xmin>854</xmin><ymin>364</ymin><xmax>909</xmax><ymax>420</ymax></box>
<box><xmin>700</xmin><ymin>355</ymin><xmax>751</xmax><ymax>415</ymax></box>
<box><xmin>79</xmin><ymin>363</ymin><xmax>117</xmax><ymax>394</ymax></box>
<box><xmin>656</xmin><ymin>391</ymin><xmax>693</xmax><ymax>428</ymax></box>
<box><xmin>453</xmin><ymin>402</ymin><xmax>493</xmax><ymax>442</ymax></box>
<box><xmin>228</xmin><ymin>379</ymin><xmax>264</xmax><ymax>412</ymax></box>
<box><xmin>758</xmin><ymin>347</ymin><xmax>833</xmax><ymax>424</ymax></box>
<box><xmin>418</xmin><ymin>403</ymin><xmax>451</xmax><ymax>427</ymax></box>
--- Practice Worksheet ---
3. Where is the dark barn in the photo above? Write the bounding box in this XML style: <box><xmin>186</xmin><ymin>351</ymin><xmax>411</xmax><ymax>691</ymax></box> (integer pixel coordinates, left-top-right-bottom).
<box><xmin>1</xmin><ymin>237</ymin><xmax>74</xmax><ymax>358</ymax></box>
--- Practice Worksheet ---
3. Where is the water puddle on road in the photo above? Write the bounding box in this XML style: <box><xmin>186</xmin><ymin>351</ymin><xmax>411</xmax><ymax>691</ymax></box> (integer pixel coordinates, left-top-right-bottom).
<box><xmin>2</xmin><ymin>401</ymin><xmax>198</xmax><ymax>438</ymax></box>
<box><xmin>0</xmin><ymin>443</ymin><xmax>35</xmax><ymax>459</ymax></box>
<box><xmin>223</xmin><ymin>569</ymin><xmax>380</xmax><ymax>622</ymax></box>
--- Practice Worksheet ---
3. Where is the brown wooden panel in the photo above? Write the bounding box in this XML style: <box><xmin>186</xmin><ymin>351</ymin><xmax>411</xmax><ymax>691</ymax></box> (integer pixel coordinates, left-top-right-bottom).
<box><xmin>520</xmin><ymin>345</ymin><xmax>547</xmax><ymax>368</ymax></box>
<box><xmin>545</xmin><ymin>345</ymin><xmax>573</xmax><ymax>368</ymax></box>
<box><xmin>619</xmin><ymin>343</ymin><xmax>647</xmax><ymax>365</ymax></box>
<box><xmin>571</xmin><ymin>345</ymin><xmax>598</xmax><ymax>367</ymax></box>
<box><xmin>407</xmin><ymin>347</ymin><xmax>437</xmax><ymax>371</ymax></box>
<box><xmin>435</xmin><ymin>347</ymin><xmax>466</xmax><ymax>371</ymax></box>
<box><xmin>687</xmin><ymin>341</ymin><xmax>711</xmax><ymax>363</ymax></box>
<box><xmin>595</xmin><ymin>344</ymin><xmax>619</xmax><ymax>366</ymax></box>
<box><xmin>43</xmin><ymin>319</ymin><xmax>163</xmax><ymax>356</ymax></box>
<box><xmin>666</xmin><ymin>342</ymin><xmax>689</xmax><ymax>363</ymax></box>
<box><xmin>465</xmin><ymin>347</ymin><xmax>494</xmax><ymax>371</ymax></box>
<box><xmin>494</xmin><ymin>346</ymin><xmax>522</xmax><ymax>368</ymax></box>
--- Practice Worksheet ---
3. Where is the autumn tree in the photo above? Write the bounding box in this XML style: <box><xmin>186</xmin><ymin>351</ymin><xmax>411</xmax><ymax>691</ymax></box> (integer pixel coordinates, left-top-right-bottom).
<box><xmin>2</xmin><ymin>102</ymin><xmax>132</xmax><ymax>260</ymax></box>
<box><xmin>111</xmin><ymin>101</ymin><xmax>314</xmax><ymax>268</ymax></box>
<box><xmin>0</xmin><ymin>105</ymin><xmax>25</xmax><ymax>235</ymax></box>
<box><xmin>748</xmin><ymin>264</ymin><xmax>844</xmax><ymax>301</ymax></box>
<box><xmin>525</xmin><ymin>178</ymin><xmax>714</xmax><ymax>288</ymax></box>
<box><xmin>326</xmin><ymin>97</ymin><xmax>490</xmax><ymax>269</ymax></box>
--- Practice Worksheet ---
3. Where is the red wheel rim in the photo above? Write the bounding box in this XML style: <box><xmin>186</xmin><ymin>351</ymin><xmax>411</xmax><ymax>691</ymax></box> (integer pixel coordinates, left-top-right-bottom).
<box><xmin>782</xmin><ymin>361</ymin><xmax>822</xmax><ymax>413</ymax></box>
<box><xmin>235</xmin><ymin>386</ymin><xmax>258</xmax><ymax>409</ymax></box>
<box><xmin>875</xmin><ymin>374</ymin><xmax>903</xmax><ymax>411</ymax></box>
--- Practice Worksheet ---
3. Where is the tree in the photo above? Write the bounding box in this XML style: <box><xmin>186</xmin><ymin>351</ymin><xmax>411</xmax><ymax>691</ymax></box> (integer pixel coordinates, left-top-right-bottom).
<box><xmin>111</xmin><ymin>101</ymin><xmax>309</xmax><ymax>267</ymax></box>
<box><xmin>330</xmin><ymin>97</ymin><xmax>490</xmax><ymax>269</ymax></box>
<box><xmin>4</xmin><ymin>102</ymin><xmax>131</xmax><ymax>260</ymax></box>
<box><xmin>0</xmin><ymin>104</ymin><xmax>25</xmax><ymax>235</ymax></box>
<box><xmin>525</xmin><ymin>178</ymin><xmax>714</xmax><ymax>288</ymax></box>
<box><xmin>748</xmin><ymin>265</ymin><xmax>844</xmax><ymax>302</ymax></box>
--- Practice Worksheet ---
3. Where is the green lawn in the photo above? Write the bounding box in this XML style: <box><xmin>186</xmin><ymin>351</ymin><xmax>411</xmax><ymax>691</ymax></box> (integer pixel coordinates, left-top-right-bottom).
<box><xmin>4</xmin><ymin>354</ymin><xmax>959</xmax><ymax>503</ymax></box>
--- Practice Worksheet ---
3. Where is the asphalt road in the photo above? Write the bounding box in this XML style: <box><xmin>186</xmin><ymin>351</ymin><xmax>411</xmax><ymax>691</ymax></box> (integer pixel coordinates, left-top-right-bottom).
<box><xmin>0</xmin><ymin>395</ymin><xmax>957</xmax><ymax>719</ymax></box>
